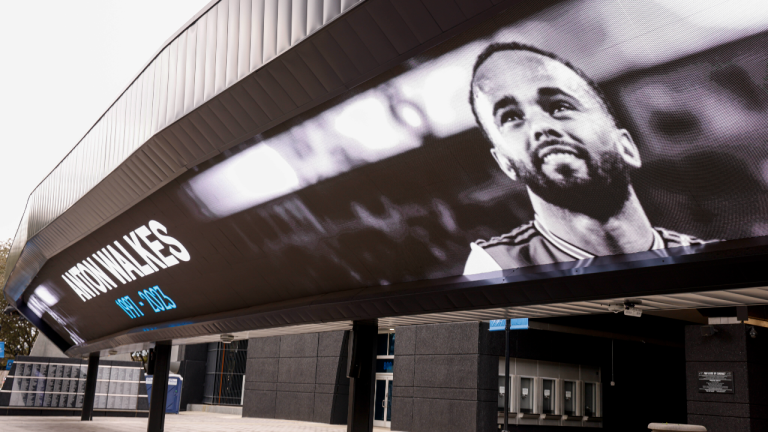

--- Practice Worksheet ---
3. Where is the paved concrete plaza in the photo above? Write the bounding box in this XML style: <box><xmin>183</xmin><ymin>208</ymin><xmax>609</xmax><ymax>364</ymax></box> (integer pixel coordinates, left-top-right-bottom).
<box><xmin>0</xmin><ymin>412</ymin><xmax>395</xmax><ymax>432</ymax></box>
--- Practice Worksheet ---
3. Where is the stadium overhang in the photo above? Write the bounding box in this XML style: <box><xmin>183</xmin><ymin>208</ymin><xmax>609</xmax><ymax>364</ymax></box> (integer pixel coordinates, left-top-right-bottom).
<box><xmin>5</xmin><ymin>0</ymin><xmax>768</xmax><ymax>357</ymax></box>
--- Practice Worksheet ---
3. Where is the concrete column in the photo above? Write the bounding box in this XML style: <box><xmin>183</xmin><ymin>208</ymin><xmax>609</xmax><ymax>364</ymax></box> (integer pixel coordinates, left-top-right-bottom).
<box><xmin>242</xmin><ymin>332</ymin><xmax>350</xmax><ymax>423</ymax></box>
<box><xmin>347</xmin><ymin>320</ymin><xmax>377</xmax><ymax>432</ymax></box>
<box><xmin>390</xmin><ymin>322</ymin><xmax>497</xmax><ymax>432</ymax></box>
<box><xmin>80</xmin><ymin>352</ymin><xmax>100</xmax><ymax>421</ymax></box>
<box><xmin>147</xmin><ymin>342</ymin><xmax>172</xmax><ymax>432</ymax></box>
<box><xmin>175</xmin><ymin>344</ymin><xmax>208</xmax><ymax>410</ymax></box>
<box><xmin>685</xmin><ymin>323</ymin><xmax>768</xmax><ymax>431</ymax></box>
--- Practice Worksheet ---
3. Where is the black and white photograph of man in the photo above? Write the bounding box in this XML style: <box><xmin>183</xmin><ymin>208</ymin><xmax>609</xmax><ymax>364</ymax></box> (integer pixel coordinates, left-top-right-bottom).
<box><xmin>464</xmin><ymin>43</ymin><xmax>714</xmax><ymax>275</ymax></box>
<box><xmin>172</xmin><ymin>0</ymin><xmax>768</xmax><ymax>286</ymax></box>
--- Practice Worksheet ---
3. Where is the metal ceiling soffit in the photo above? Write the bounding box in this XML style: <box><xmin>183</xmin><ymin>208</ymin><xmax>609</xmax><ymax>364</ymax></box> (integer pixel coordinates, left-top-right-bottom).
<box><xmin>69</xmin><ymin>285</ymin><xmax>768</xmax><ymax>357</ymax></box>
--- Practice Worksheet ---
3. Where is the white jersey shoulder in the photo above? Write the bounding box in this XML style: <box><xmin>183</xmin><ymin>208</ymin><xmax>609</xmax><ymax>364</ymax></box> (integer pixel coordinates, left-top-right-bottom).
<box><xmin>463</xmin><ymin>242</ymin><xmax>503</xmax><ymax>275</ymax></box>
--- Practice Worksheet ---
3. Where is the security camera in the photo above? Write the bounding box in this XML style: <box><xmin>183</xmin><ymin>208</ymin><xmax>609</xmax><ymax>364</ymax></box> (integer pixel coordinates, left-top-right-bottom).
<box><xmin>749</xmin><ymin>327</ymin><xmax>757</xmax><ymax>339</ymax></box>
<box><xmin>624</xmin><ymin>303</ymin><xmax>642</xmax><ymax>318</ymax></box>
<box><xmin>608</xmin><ymin>304</ymin><xmax>624</xmax><ymax>313</ymax></box>
<box><xmin>605</xmin><ymin>299</ymin><xmax>642</xmax><ymax>317</ymax></box>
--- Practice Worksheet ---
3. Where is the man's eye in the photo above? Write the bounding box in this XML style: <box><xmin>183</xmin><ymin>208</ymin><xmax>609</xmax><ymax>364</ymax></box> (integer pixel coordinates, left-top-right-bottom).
<box><xmin>550</xmin><ymin>101</ymin><xmax>574</xmax><ymax>114</ymax></box>
<box><xmin>500</xmin><ymin>110</ymin><xmax>523</xmax><ymax>125</ymax></box>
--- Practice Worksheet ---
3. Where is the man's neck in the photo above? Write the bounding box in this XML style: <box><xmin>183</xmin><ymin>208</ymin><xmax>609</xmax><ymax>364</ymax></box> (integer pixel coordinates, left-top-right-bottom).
<box><xmin>529</xmin><ymin>187</ymin><xmax>655</xmax><ymax>256</ymax></box>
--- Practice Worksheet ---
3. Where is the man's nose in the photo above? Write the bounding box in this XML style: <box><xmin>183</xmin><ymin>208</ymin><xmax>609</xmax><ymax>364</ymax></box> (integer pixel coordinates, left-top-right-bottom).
<box><xmin>530</xmin><ymin>116</ymin><xmax>564</xmax><ymax>143</ymax></box>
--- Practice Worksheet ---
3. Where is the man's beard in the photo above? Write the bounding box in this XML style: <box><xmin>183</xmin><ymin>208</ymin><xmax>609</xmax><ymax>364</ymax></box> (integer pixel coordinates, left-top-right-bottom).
<box><xmin>515</xmin><ymin>151</ymin><xmax>632</xmax><ymax>222</ymax></box>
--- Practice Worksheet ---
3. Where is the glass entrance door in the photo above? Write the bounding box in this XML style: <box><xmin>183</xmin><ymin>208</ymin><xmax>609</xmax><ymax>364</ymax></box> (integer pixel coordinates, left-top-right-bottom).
<box><xmin>373</xmin><ymin>376</ymin><xmax>393</xmax><ymax>428</ymax></box>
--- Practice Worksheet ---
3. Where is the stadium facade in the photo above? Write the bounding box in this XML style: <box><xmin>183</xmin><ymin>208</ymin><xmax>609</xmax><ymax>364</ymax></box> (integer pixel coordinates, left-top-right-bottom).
<box><xmin>4</xmin><ymin>0</ymin><xmax>768</xmax><ymax>431</ymax></box>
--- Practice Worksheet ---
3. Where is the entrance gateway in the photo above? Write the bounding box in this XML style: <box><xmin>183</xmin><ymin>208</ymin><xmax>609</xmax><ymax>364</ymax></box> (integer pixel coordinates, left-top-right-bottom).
<box><xmin>4</xmin><ymin>0</ymin><xmax>768</xmax><ymax>431</ymax></box>
<box><xmin>373</xmin><ymin>332</ymin><xmax>394</xmax><ymax>428</ymax></box>
<box><xmin>373</xmin><ymin>375</ymin><xmax>393</xmax><ymax>428</ymax></box>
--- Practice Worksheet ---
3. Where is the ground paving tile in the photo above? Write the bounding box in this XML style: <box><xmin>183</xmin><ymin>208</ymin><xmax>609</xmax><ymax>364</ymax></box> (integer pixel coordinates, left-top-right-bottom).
<box><xmin>0</xmin><ymin>411</ymin><xmax>395</xmax><ymax>431</ymax></box>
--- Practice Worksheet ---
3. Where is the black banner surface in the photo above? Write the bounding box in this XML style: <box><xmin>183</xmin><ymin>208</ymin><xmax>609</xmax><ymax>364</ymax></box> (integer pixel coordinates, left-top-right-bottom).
<box><xmin>23</xmin><ymin>0</ymin><xmax>768</xmax><ymax>346</ymax></box>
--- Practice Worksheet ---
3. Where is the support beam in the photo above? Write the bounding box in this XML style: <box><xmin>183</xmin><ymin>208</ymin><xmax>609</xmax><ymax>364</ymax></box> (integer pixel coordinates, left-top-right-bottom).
<box><xmin>502</xmin><ymin>320</ymin><xmax>510</xmax><ymax>432</ymax></box>
<box><xmin>80</xmin><ymin>351</ymin><xmax>100</xmax><ymax>421</ymax></box>
<box><xmin>346</xmin><ymin>320</ymin><xmax>377</xmax><ymax>432</ymax></box>
<box><xmin>147</xmin><ymin>341</ymin><xmax>172</xmax><ymax>432</ymax></box>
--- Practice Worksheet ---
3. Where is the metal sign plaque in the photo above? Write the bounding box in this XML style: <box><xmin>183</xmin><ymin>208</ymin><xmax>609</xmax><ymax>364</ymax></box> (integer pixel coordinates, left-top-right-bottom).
<box><xmin>698</xmin><ymin>371</ymin><xmax>734</xmax><ymax>393</ymax></box>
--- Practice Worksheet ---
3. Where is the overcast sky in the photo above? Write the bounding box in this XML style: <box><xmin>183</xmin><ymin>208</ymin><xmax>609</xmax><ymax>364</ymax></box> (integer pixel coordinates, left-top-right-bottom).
<box><xmin>0</xmin><ymin>0</ymin><xmax>211</xmax><ymax>242</ymax></box>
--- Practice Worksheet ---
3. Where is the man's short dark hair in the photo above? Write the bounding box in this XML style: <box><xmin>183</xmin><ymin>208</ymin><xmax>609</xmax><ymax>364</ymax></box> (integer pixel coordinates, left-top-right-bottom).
<box><xmin>469</xmin><ymin>42</ymin><xmax>621</xmax><ymax>141</ymax></box>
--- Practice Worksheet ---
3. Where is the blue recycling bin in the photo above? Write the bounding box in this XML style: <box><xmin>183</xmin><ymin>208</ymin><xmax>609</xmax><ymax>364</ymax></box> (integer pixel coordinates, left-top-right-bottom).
<box><xmin>145</xmin><ymin>374</ymin><xmax>183</xmax><ymax>414</ymax></box>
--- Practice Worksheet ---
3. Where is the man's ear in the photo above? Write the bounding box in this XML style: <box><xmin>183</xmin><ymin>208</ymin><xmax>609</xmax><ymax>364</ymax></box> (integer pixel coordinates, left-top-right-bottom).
<box><xmin>490</xmin><ymin>147</ymin><xmax>517</xmax><ymax>181</ymax></box>
<box><xmin>616</xmin><ymin>129</ymin><xmax>641</xmax><ymax>169</ymax></box>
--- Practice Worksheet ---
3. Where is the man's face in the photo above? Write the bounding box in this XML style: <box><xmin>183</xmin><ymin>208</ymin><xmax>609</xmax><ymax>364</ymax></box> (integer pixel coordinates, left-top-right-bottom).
<box><xmin>472</xmin><ymin>50</ymin><xmax>641</xmax><ymax>216</ymax></box>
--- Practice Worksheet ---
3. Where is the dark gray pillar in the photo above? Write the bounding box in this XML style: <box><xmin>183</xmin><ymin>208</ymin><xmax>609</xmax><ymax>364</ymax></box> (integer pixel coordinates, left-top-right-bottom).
<box><xmin>175</xmin><ymin>344</ymin><xmax>208</xmax><ymax>410</ymax></box>
<box><xmin>685</xmin><ymin>323</ymin><xmax>768</xmax><ymax>431</ymax></box>
<box><xmin>81</xmin><ymin>351</ymin><xmax>100</xmax><ymax>421</ymax></box>
<box><xmin>347</xmin><ymin>320</ymin><xmax>377</xmax><ymax>432</ymax></box>
<box><xmin>390</xmin><ymin>322</ymin><xmax>497</xmax><ymax>432</ymax></box>
<box><xmin>147</xmin><ymin>341</ymin><xmax>172</xmax><ymax>432</ymax></box>
<box><xmin>242</xmin><ymin>332</ymin><xmax>350</xmax><ymax>423</ymax></box>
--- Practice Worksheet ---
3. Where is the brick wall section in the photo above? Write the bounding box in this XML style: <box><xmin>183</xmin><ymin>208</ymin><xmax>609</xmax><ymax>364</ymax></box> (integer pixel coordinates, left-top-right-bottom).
<box><xmin>243</xmin><ymin>331</ymin><xmax>349</xmax><ymax>424</ymax></box>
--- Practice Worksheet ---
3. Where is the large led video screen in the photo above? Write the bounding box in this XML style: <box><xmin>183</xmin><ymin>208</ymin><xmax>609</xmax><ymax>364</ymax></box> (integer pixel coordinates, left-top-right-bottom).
<box><xmin>23</xmin><ymin>0</ymin><xmax>768</xmax><ymax>346</ymax></box>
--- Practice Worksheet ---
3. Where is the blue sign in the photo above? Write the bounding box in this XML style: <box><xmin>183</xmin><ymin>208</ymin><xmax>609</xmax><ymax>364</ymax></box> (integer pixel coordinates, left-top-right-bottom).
<box><xmin>6</xmin><ymin>360</ymin><xmax>13</xmax><ymax>371</ymax></box>
<box><xmin>509</xmin><ymin>318</ymin><xmax>529</xmax><ymax>330</ymax></box>
<box><xmin>489</xmin><ymin>320</ymin><xmax>507</xmax><ymax>331</ymax></box>
<box><xmin>489</xmin><ymin>318</ymin><xmax>529</xmax><ymax>331</ymax></box>
<box><xmin>0</xmin><ymin>341</ymin><xmax>4</xmax><ymax>358</ymax></box>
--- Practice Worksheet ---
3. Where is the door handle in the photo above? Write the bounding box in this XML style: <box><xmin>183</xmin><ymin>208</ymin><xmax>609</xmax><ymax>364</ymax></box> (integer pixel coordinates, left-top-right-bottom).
<box><xmin>382</xmin><ymin>400</ymin><xmax>386</xmax><ymax>408</ymax></box>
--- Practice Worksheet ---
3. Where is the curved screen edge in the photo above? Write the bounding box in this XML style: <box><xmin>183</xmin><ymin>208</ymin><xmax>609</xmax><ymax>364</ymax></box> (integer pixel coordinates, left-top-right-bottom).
<box><xmin>11</xmin><ymin>0</ymin><xmax>768</xmax><ymax>355</ymax></box>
